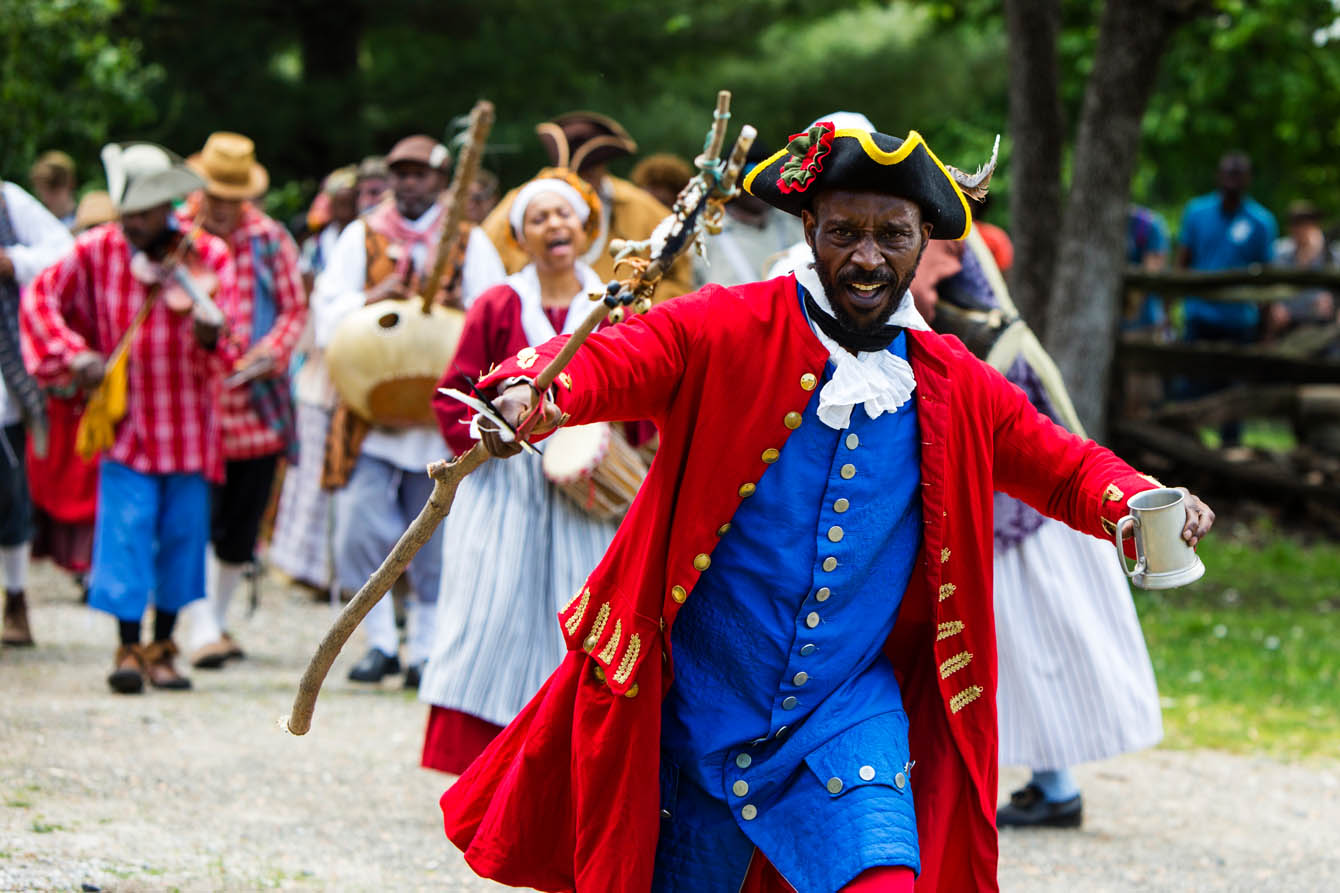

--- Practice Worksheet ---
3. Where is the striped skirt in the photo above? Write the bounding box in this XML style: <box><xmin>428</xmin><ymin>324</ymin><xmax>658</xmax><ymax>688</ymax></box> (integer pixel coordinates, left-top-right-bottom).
<box><xmin>994</xmin><ymin>515</ymin><xmax>1163</xmax><ymax>769</ymax></box>
<box><xmin>419</xmin><ymin>447</ymin><xmax>617</xmax><ymax>727</ymax></box>
<box><xmin>266</xmin><ymin>402</ymin><xmax>333</xmax><ymax>588</ymax></box>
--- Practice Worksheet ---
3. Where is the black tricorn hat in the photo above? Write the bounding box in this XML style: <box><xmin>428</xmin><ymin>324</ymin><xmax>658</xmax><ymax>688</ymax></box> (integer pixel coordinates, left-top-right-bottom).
<box><xmin>744</xmin><ymin>123</ymin><xmax>998</xmax><ymax>241</ymax></box>
<box><xmin>536</xmin><ymin>111</ymin><xmax>638</xmax><ymax>173</ymax></box>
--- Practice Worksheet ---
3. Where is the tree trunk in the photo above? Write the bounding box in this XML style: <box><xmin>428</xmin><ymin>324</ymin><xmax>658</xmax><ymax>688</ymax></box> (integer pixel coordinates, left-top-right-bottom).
<box><xmin>1003</xmin><ymin>0</ymin><xmax>1063</xmax><ymax>333</ymax></box>
<box><xmin>294</xmin><ymin>0</ymin><xmax>365</xmax><ymax>176</ymax></box>
<box><xmin>1043</xmin><ymin>0</ymin><xmax>1191</xmax><ymax>439</ymax></box>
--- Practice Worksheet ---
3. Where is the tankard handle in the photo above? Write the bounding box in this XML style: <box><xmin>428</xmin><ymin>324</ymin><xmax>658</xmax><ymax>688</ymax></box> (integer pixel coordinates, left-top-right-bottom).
<box><xmin>1115</xmin><ymin>515</ymin><xmax>1145</xmax><ymax>579</ymax></box>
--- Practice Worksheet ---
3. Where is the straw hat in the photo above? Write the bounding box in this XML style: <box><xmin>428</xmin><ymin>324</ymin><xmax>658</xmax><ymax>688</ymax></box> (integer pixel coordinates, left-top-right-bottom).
<box><xmin>188</xmin><ymin>132</ymin><xmax>269</xmax><ymax>200</ymax></box>
<box><xmin>73</xmin><ymin>191</ymin><xmax>117</xmax><ymax>232</ymax></box>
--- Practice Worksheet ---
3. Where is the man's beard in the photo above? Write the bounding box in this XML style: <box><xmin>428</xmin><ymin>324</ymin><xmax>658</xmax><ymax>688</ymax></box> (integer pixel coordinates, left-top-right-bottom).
<box><xmin>813</xmin><ymin>247</ymin><xmax>924</xmax><ymax>339</ymax></box>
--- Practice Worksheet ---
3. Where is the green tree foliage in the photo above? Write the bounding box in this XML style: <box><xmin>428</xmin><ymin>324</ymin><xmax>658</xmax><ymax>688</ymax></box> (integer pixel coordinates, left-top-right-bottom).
<box><xmin>0</xmin><ymin>0</ymin><xmax>162</xmax><ymax>183</ymax></box>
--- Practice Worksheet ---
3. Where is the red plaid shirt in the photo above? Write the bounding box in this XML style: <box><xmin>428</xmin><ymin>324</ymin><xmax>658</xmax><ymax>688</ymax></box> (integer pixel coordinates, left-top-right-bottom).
<box><xmin>20</xmin><ymin>223</ymin><xmax>240</xmax><ymax>482</ymax></box>
<box><xmin>180</xmin><ymin>202</ymin><xmax>306</xmax><ymax>459</ymax></box>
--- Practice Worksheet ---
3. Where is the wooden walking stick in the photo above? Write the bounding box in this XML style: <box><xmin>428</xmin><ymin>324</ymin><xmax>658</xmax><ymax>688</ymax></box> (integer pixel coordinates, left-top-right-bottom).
<box><xmin>420</xmin><ymin>100</ymin><xmax>495</xmax><ymax>312</ymax></box>
<box><xmin>285</xmin><ymin>91</ymin><xmax>756</xmax><ymax>735</ymax></box>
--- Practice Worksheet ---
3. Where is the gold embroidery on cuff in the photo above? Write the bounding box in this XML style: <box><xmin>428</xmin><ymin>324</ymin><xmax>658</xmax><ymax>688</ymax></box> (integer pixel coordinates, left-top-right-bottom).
<box><xmin>936</xmin><ymin>620</ymin><xmax>965</xmax><ymax>641</ymax></box>
<box><xmin>598</xmin><ymin>620</ymin><xmax>623</xmax><ymax>664</ymax></box>
<box><xmin>938</xmin><ymin>583</ymin><xmax>956</xmax><ymax>601</ymax></box>
<box><xmin>1103</xmin><ymin>483</ymin><xmax>1124</xmax><ymax>504</ymax></box>
<box><xmin>1102</xmin><ymin>517</ymin><xmax>1118</xmax><ymax>536</ymax></box>
<box><xmin>563</xmin><ymin>587</ymin><xmax>591</xmax><ymax>636</ymax></box>
<box><xmin>940</xmin><ymin>547</ymin><xmax>951</xmax><ymax>564</ymax></box>
<box><xmin>950</xmin><ymin>685</ymin><xmax>984</xmax><ymax>714</ymax></box>
<box><xmin>516</xmin><ymin>346</ymin><xmax>539</xmax><ymax>369</ymax></box>
<box><xmin>1138</xmin><ymin>473</ymin><xmax>1164</xmax><ymax>487</ymax></box>
<box><xmin>588</xmin><ymin>602</ymin><xmax>611</xmax><ymax>645</ymax></box>
<box><xmin>939</xmin><ymin>651</ymin><xmax>973</xmax><ymax>678</ymax></box>
<box><xmin>614</xmin><ymin>634</ymin><xmax>642</xmax><ymax>684</ymax></box>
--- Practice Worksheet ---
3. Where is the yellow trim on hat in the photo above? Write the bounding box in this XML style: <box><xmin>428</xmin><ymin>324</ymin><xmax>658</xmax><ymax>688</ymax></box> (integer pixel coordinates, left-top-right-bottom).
<box><xmin>742</xmin><ymin>147</ymin><xmax>789</xmax><ymax>195</ymax></box>
<box><xmin>835</xmin><ymin>129</ymin><xmax>972</xmax><ymax>240</ymax></box>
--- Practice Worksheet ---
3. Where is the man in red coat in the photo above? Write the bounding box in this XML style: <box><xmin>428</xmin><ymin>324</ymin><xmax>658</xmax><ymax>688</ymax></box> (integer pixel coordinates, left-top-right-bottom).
<box><xmin>441</xmin><ymin>122</ymin><xmax>1214</xmax><ymax>892</ymax></box>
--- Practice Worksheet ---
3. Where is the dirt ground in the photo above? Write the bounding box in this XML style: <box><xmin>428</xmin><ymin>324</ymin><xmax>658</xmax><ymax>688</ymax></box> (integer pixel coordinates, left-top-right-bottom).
<box><xmin>3</xmin><ymin>562</ymin><xmax>1338</xmax><ymax>892</ymax></box>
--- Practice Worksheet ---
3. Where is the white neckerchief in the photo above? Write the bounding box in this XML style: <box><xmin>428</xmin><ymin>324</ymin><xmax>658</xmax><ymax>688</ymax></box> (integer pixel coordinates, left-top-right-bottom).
<box><xmin>511</xmin><ymin>261</ymin><xmax>604</xmax><ymax>347</ymax></box>
<box><xmin>792</xmin><ymin>246</ymin><xmax>929</xmax><ymax>430</ymax></box>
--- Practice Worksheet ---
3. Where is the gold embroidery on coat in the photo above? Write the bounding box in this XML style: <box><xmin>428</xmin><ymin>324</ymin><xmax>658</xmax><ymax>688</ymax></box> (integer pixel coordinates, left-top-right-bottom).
<box><xmin>588</xmin><ymin>602</ymin><xmax>611</xmax><ymax>645</ymax></box>
<box><xmin>1103</xmin><ymin>483</ymin><xmax>1124</xmax><ymax>504</ymax></box>
<box><xmin>938</xmin><ymin>582</ymin><xmax>956</xmax><ymax>601</ymax></box>
<box><xmin>1138</xmin><ymin>473</ymin><xmax>1164</xmax><ymax>487</ymax></box>
<box><xmin>950</xmin><ymin>685</ymin><xmax>984</xmax><ymax>713</ymax></box>
<box><xmin>940</xmin><ymin>547</ymin><xmax>951</xmax><ymax>563</ymax></box>
<box><xmin>516</xmin><ymin>346</ymin><xmax>539</xmax><ymax>369</ymax></box>
<box><xmin>939</xmin><ymin>651</ymin><xmax>973</xmax><ymax>678</ymax></box>
<box><xmin>614</xmin><ymin>633</ymin><xmax>642</xmax><ymax>684</ymax></box>
<box><xmin>563</xmin><ymin>587</ymin><xmax>590</xmax><ymax>635</ymax></box>
<box><xmin>558</xmin><ymin>372</ymin><xmax>573</xmax><ymax>389</ymax></box>
<box><xmin>936</xmin><ymin>620</ymin><xmax>965</xmax><ymax>641</ymax></box>
<box><xmin>598</xmin><ymin>620</ymin><xmax>623</xmax><ymax>664</ymax></box>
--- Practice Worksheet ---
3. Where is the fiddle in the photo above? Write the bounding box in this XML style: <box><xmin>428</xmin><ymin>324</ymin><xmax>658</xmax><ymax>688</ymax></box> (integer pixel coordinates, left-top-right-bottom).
<box><xmin>129</xmin><ymin>223</ymin><xmax>225</xmax><ymax>327</ymax></box>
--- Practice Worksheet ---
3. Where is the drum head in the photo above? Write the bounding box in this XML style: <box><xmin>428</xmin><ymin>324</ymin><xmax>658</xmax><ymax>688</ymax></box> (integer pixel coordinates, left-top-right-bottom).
<box><xmin>542</xmin><ymin>422</ymin><xmax>611</xmax><ymax>483</ymax></box>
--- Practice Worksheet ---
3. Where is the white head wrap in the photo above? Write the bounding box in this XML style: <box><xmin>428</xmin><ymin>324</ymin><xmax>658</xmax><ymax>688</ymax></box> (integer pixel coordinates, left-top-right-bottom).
<box><xmin>508</xmin><ymin>178</ymin><xmax>591</xmax><ymax>239</ymax></box>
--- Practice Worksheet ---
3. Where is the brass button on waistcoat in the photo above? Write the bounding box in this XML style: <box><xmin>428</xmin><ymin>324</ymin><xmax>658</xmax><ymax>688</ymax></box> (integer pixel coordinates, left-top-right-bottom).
<box><xmin>827</xmin><ymin>777</ymin><xmax>844</xmax><ymax>794</ymax></box>
<box><xmin>671</xmin><ymin>585</ymin><xmax>687</xmax><ymax>603</ymax></box>
<box><xmin>846</xmin><ymin>433</ymin><xmax>859</xmax><ymax>450</ymax></box>
<box><xmin>800</xmin><ymin>373</ymin><xmax>818</xmax><ymax>391</ymax></box>
<box><xmin>736</xmin><ymin>753</ymin><xmax>752</xmax><ymax>769</ymax></box>
<box><xmin>784</xmin><ymin>411</ymin><xmax>803</xmax><ymax>429</ymax></box>
<box><xmin>716</xmin><ymin>522</ymin><xmax>731</xmax><ymax>536</ymax></box>
<box><xmin>895</xmin><ymin>771</ymin><xmax>906</xmax><ymax>789</ymax></box>
<box><xmin>693</xmin><ymin>553</ymin><xmax>711</xmax><ymax>571</ymax></box>
<box><xmin>741</xmin><ymin>804</ymin><xmax>758</xmax><ymax>820</ymax></box>
<box><xmin>782</xmin><ymin>695</ymin><xmax>798</xmax><ymax>710</ymax></box>
<box><xmin>822</xmin><ymin>556</ymin><xmax>837</xmax><ymax>572</ymax></box>
<box><xmin>792</xmin><ymin>671</ymin><xmax>809</xmax><ymax>686</ymax></box>
<box><xmin>761</xmin><ymin>448</ymin><xmax>780</xmax><ymax>463</ymax></box>
<box><xmin>859</xmin><ymin>765</ymin><xmax>876</xmax><ymax>782</ymax></box>
<box><xmin>738</xmin><ymin>482</ymin><xmax>756</xmax><ymax>498</ymax></box>
<box><xmin>828</xmin><ymin>526</ymin><xmax>844</xmax><ymax>543</ymax></box>
<box><xmin>732</xmin><ymin>780</ymin><xmax>749</xmax><ymax>797</ymax></box>
<box><xmin>834</xmin><ymin>498</ymin><xmax>849</xmax><ymax>513</ymax></box>
<box><xmin>815</xmin><ymin>587</ymin><xmax>830</xmax><ymax>602</ymax></box>
<box><xmin>805</xmin><ymin>611</ymin><xmax>820</xmax><ymax>629</ymax></box>
<box><xmin>840</xmin><ymin>463</ymin><xmax>856</xmax><ymax>480</ymax></box>
<box><xmin>800</xmin><ymin>643</ymin><xmax>817</xmax><ymax>656</ymax></box>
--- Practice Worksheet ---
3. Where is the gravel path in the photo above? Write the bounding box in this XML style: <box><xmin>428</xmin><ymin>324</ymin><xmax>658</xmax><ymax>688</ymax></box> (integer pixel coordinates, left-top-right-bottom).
<box><xmin>3</xmin><ymin>562</ymin><xmax>1338</xmax><ymax>891</ymax></box>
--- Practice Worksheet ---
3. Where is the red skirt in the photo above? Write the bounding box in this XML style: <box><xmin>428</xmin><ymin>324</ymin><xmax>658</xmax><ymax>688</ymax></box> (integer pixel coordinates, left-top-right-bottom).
<box><xmin>27</xmin><ymin>394</ymin><xmax>98</xmax><ymax>524</ymax></box>
<box><xmin>421</xmin><ymin>706</ymin><xmax>503</xmax><ymax>776</ymax></box>
<box><xmin>741</xmin><ymin>851</ymin><xmax>915</xmax><ymax>893</ymax></box>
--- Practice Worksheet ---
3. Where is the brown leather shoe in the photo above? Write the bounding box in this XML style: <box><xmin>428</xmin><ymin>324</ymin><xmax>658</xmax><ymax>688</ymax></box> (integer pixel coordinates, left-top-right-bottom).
<box><xmin>142</xmin><ymin>640</ymin><xmax>192</xmax><ymax>690</ymax></box>
<box><xmin>221</xmin><ymin>631</ymin><xmax>245</xmax><ymax>660</ymax></box>
<box><xmin>3</xmin><ymin>590</ymin><xmax>34</xmax><ymax>646</ymax></box>
<box><xmin>108</xmin><ymin>644</ymin><xmax>146</xmax><ymax>694</ymax></box>
<box><xmin>190</xmin><ymin>638</ymin><xmax>232</xmax><ymax>669</ymax></box>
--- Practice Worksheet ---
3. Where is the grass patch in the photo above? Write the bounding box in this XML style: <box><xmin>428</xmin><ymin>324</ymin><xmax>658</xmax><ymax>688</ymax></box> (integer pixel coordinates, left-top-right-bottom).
<box><xmin>1198</xmin><ymin>418</ymin><xmax>1298</xmax><ymax>451</ymax></box>
<box><xmin>1135</xmin><ymin>519</ymin><xmax>1340</xmax><ymax>759</ymax></box>
<box><xmin>30</xmin><ymin>819</ymin><xmax>65</xmax><ymax>833</ymax></box>
<box><xmin>6</xmin><ymin>798</ymin><xmax>31</xmax><ymax>808</ymax></box>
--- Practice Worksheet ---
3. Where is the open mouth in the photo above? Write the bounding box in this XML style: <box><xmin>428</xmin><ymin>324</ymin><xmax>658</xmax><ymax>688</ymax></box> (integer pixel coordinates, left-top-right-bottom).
<box><xmin>546</xmin><ymin>235</ymin><xmax>573</xmax><ymax>253</ymax></box>
<box><xmin>843</xmin><ymin>280</ymin><xmax>893</xmax><ymax>310</ymax></box>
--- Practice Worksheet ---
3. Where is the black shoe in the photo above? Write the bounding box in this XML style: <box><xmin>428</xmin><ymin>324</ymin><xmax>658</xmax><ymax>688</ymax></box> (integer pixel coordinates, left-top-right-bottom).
<box><xmin>402</xmin><ymin>661</ymin><xmax>425</xmax><ymax>690</ymax></box>
<box><xmin>996</xmin><ymin>783</ymin><xmax>1082</xmax><ymax>829</ymax></box>
<box><xmin>348</xmin><ymin>648</ymin><xmax>401</xmax><ymax>683</ymax></box>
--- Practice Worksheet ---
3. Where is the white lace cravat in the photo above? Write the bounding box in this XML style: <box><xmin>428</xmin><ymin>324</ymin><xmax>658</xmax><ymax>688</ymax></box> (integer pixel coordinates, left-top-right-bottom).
<box><xmin>792</xmin><ymin>249</ymin><xmax>929</xmax><ymax>430</ymax></box>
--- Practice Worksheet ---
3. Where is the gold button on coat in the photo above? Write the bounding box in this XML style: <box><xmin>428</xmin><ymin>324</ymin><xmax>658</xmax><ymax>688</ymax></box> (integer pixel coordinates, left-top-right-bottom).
<box><xmin>828</xmin><ymin>526</ymin><xmax>844</xmax><ymax>543</ymax></box>
<box><xmin>624</xmin><ymin>683</ymin><xmax>639</xmax><ymax>698</ymax></box>
<box><xmin>717</xmin><ymin>523</ymin><xmax>731</xmax><ymax>536</ymax></box>
<box><xmin>815</xmin><ymin>587</ymin><xmax>830</xmax><ymax>602</ymax></box>
<box><xmin>742</xmin><ymin>804</ymin><xmax>758</xmax><ymax>820</ymax></box>
<box><xmin>859</xmin><ymin>765</ymin><xmax>876</xmax><ymax>782</ymax></box>
<box><xmin>761</xmin><ymin>448</ymin><xmax>780</xmax><ymax>463</ymax></box>
<box><xmin>732</xmin><ymin>780</ymin><xmax>749</xmax><ymax>797</ymax></box>
<box><xmin>583</xmin><ymin>635</ymin><xmax>598</xmax><ymax>652</ymax></box>
<box><xmin>806</xmin><ymin>611</ymin><xmax>820</xmax><ymax>629</ymax></box>
<box><xmin>800</xmin><ymin>373</ymin><xmax>818</xmax><ymax>391</ymax></box>
<box><xmin>834</xmin><ymin>498</ymin><xmax>849</xmax><ymax>513</ymax></box>
<box><xmin>784</xmin><ymin>411</ymin><xmax>803</xmax><ymax>429</ymax></box>
<box><xmin>738</xmin><ymin>482</ymin><xmax>756</xmax><ymax>497</ymax></box>
<box><xmin>671</xmin><ymin>585</ymin><xmax>687</xmax><ymax>603</ymax></box>
<box><xmin>827</xmin><ymin>777</ymin><xmax>844</xmax><ymax>794</ymax></box>
<box><xmin>822</xmin><ymin>557</ymin><xmax>837</xmax><ymax>572</ymax></box>
<box><xmin>792</xmin><ymin>671</ymin><xmax>808</xmax><ymax>686</ymax></box>
<box><xmin>846</xmin><ymin>433</ymin><xmax>859</xmax><ymax>450</ymax></box>
<box><xmin>693</xmin><ymin>553</ymin><xmax>711</xmax><ymax>571</ymax></box>
<box><xmin>840</xmin><ymin>463</ymin><xmax>856</xmax><ymax>480</ymax></box>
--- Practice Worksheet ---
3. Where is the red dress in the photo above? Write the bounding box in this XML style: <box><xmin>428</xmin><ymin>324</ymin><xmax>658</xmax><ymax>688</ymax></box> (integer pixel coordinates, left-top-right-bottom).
<box><xmin>28</xmin><ymin>392</ymin><xmax>98</xmax><ymax>573</ymax></box>
<box><xmin>439</xmin><ymin>275</ymin><xmax>1155</xmax><ymax>892</ymax></box>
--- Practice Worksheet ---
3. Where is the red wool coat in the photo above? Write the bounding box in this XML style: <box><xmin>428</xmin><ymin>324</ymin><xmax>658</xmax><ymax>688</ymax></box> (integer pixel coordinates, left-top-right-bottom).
<box><xmin>440</xmin><ymin>275</ymin><xmax>1157</xmax><ymax>892</ymax></box>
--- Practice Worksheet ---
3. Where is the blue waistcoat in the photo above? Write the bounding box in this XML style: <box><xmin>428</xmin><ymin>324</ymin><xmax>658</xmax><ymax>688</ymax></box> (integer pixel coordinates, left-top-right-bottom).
<box><xmin>654</xmin><ymin>303</ymin><xmax>923</xmax><ymax>893</ymax></box>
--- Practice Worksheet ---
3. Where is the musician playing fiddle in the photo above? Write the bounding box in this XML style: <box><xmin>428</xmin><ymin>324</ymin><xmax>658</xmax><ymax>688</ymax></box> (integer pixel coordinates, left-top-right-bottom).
<box><xmin>21</xmin><ymin>142</ymin><xmax>239</xmax><ymax>695</ymax></box>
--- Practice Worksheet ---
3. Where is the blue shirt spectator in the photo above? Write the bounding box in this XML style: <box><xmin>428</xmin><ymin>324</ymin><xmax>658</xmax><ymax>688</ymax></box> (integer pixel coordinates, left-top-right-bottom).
<box><xmin>1177</xmin><ymin>155</ymin><xmax>1278</xmax><ymax>335</ymax></box>
<box><xmin>1125</xmin><ymin>205</ymin><xmax>1170</xmax><ymax>330</ymax></box>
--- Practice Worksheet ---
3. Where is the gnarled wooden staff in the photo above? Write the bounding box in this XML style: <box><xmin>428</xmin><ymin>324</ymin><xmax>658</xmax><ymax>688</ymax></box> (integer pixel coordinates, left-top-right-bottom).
<box><xmin>285</xmin><ymin>90</ymin><xmax>756</xmax><ymax>735</ymax></box>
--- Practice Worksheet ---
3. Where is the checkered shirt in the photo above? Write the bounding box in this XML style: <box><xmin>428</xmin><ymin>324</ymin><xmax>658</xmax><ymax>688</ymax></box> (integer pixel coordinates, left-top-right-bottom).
<box><xmin>20</xmin><ymin>223</ymin><xmax>240</xmax><ymax>482</ymax></box>
<box><xmin>181</xmin><ymin>204</ymin><xmax>306</xmax><ymax>459</ymax></box>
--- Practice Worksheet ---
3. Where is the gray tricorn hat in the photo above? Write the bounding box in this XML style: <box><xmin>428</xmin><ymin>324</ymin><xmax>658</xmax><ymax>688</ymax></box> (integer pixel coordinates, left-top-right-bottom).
<box><xmin>101</xmin><ymin>142</ymin><xmax>204</xmax><ymax>215</ymax></box>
